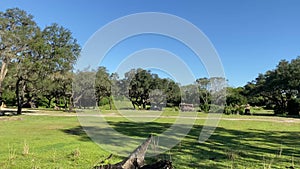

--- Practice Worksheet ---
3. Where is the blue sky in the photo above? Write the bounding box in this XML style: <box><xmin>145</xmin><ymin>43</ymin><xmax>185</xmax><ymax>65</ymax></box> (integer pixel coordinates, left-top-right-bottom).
<box><xmin>1</xmin><ymin>0</ymin><xmax>300</xmax><ymax>87</ymax></box>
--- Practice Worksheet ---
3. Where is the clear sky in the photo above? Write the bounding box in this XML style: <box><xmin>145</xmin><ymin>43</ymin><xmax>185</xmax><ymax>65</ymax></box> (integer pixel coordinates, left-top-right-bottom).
<box><xmin>1</xmin><ymin>0</ymin><xmax>300</xmax><ymax>87</ymax></box>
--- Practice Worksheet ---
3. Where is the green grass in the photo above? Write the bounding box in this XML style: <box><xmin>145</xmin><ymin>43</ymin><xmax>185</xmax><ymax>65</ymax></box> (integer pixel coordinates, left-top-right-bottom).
<box><xmin>0</xmin><ymin>110</ymin><xmax>300</xmax><ymax>168</ymax></box>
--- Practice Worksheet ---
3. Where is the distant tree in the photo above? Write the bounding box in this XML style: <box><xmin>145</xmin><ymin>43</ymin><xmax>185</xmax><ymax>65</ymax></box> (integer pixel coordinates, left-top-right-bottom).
<box><xmin>164</xmin><ymin>80</ymin><xmax>181</xmax><ymax>107</ymax></box>
<box><xmin>110</xmin><ymin>72</ymin><xmax>120</xmax><ymax>100</ymax></box>
<box><xmin>181</xmin><ymin>84</ymin><xmax>199</xmax><ymax>107</ymax></box>
<box><xmin>195</xmin><ymin>77</ymin><xmax>226</xmax><ymax>113</ymax></box>
<box><xmin>196</xmin><ymin>78</ymin><xmax>211</xmax><ymax>112</ymax></box>
<box><xmin>95</xmin><ymin>66</ymin><xmax>112</xmax><ymax>109</ymax></box>
<box><xmin>119</xmin><ymin>69</ymin><xmax>180</xmax><ymax>109</ymax></box>
<box><xmin>129</xmin><ymin>69</ymin><xmax>153</xmax><ymax>109</ymax></box>
<box><xmin>73</xmin><ymin>69</ymin><xmax>96</xmax><ymax>108</ymax></box>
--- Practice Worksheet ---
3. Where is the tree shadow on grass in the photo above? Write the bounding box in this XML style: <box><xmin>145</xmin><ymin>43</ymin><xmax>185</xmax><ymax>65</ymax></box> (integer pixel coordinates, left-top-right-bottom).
<box><xmin>62</xmin><ymin>121</ymin><xmax>300</xmax><ymax>168</ymax></box>
<box><xmin>61</xmin><ymin>126</ymin><xmax>92</xmax><ymax>142</ymax></box>
<box><xmin>250</xmin><ymin>112</ymin><xmax>300</xmax><ymax>119</ymax></box>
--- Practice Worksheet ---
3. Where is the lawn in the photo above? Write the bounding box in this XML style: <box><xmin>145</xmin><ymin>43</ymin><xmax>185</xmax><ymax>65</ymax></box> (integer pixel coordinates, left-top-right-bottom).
<box><xmin>0</xmin><ymin>110</ymin><xmax>300</xmax><ymax>169</ymax></box>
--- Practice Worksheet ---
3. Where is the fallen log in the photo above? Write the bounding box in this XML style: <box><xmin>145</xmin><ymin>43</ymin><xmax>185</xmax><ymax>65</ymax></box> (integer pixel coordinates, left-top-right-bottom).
<box><xmin>93</xmin><ymin>135</ymin><xmax>173</xmax><ymax>169</ymax></box>
<box><xmin>140</xmin><ymin>160</ymin><xmax>173</xmax><ymax>169</ymax></box>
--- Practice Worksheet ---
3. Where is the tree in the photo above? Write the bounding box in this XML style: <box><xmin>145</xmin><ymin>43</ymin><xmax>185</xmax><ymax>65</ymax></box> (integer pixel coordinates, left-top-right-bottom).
<box><xmin>95</xmin><ymin>66</ymin><xmax>112</xmax><ymax>109</ymax></box>
<box><xmin>224</xmin><ymin>87</ymin><xmax>247</xmax><ymax>114</ymax></box>
<box><xmin>129</xmin><ymin>69</ymin><xmax>153</xmax><ymax>109</ymax></box>
<box><xmin>39</xmin><ymin>72</ymin><xmax>74</xmax><ymax>109</ymax></box>
<box><xmin>195</xmin><ymin>77</ymin><xmax>226</xmax><ymax>113</ymax></box>
<box><xmin>164</xmin><ymin>79</ymin><xmax>181</xmax><ymax>107</ymax></box>
<box><xmin>196</xmin><ymin>78</ymin><xmax>211</xmax><ymax>112</ymax></box>
<box><xmin>0</xmin><ymin>8</ymin><xmax>41</xmax><ymax>114</ymax></box>
<box><xmin>243</xmin><ymin>80</ymin><xmax>266</xmax><ymax>107</ymax></box>
<box><xmin>73</xmin><ymin>69</ymin><xmax>96</xmax><ymax>108</ymax></box>
<box><xmin>226</xmin><ymin>87</ymin><xmax>247</xmax><ymax>106</ymax></box>
<box><xmin>0</xmin><ymin>8</ymin><xmax>80</xmax><ymax>114</ymax></box>
<box><xmin>0</xmin><ymin>8</ymin><xmax>32</xmax><ymax>100</ymax></box>
<box><xmin>246</xmin><ymin>57</ymin><xmax>300</xmax><ymax>115</ymax></box>
<box><xmin>39</xmin><ymin>23</ymin><xmax>80</xmax><ymax>110</ymax></box>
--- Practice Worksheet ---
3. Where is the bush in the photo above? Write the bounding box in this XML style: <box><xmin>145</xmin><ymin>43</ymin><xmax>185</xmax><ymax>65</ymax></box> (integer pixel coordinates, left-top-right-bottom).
<box><xmin>223</xmin><ymin>104</ymin><xmax>244</xmax><ymax>115</ymax></box>
<box><xmin>209</xmin><ymin>104</ymin><xmax>224</xmax><ymax>113</ymax></box>
<box><xmin>99</xmin><ymin>97</ymin><xmax>110</xmax><ymax>106</ymax></box>
<box><xmin>223</xmin><ymin>105</ymin><xmax>233</xmax><ymax>115</ymax></box>
<box><xmin>199</xmin><ymin>103</ymin><xmax>210</xmax><ymax>113</ymax></box>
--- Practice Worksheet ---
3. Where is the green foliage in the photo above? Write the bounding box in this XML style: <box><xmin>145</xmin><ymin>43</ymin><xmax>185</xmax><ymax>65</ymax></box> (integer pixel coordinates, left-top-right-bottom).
<box><xmin>95</xmin><ymin>66</ymin><xmax>112</xmax><ymax>109</ymax></box>
<box><xmin>226</xmin><ymin>87</ymin><xmax>247</xmax><ymax>106</ymax></box>
<box><xmin>224</xmin><ymin>104</ymin><xmax>245</xmax><ymax>115</ymax></box>
<box><xmin>244</xmin><ymin>57</ymin><xmax>300</xmax><ymax>115</ymax></box>
<box><xmin>126</xmin><ymin>68</ymin><xmax>181</xmax><ymax>110</ymax></box>
<box><xmin>0</xmin><ymin>8</ymin><xmax>80</xmax><ymax>113</ymax></box>
<box><xmin>129</xmin><ymin>69</ymin><xmax>153</xmax><ymax>109</ymax></box>
<box><xmin>195</xmin><ymin>77</ymin><xmax>227</xmax><ymax>113</ymax></box>
<box><xmin>196</xmin><ymin>78</ymin><xmax>211</xmax><ymax>112</ymax></box>
<box><xmin>199</xmin><ymin>103</ymin><xmax>210</xmax><ymax>113</ymax></box>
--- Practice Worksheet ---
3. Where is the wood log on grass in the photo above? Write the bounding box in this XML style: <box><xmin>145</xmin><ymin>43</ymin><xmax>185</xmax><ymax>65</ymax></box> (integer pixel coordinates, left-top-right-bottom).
<box><xmin>93</xmin><ymin>135</ymin><xmax>173</xmax><ymax>169</ymax></box>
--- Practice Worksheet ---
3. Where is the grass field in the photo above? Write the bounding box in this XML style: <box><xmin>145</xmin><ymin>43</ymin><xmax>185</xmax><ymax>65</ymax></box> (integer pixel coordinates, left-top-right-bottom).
<box><xmin>0</xmin><ymin>109</ymin><xmax>300</xmax><ymax>169</ymax></box>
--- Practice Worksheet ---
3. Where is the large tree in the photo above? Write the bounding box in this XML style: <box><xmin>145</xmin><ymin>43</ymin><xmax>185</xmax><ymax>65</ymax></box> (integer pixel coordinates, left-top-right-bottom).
<box><xmin>0</xmin><ymin>8</ymin><xmax>42</xmax><ymax>114</ymax></box>
<box><xmin>38</xmin><ymin>23</ymin><xmax>80</xmax><ymax>110</ymax></box>
<box><xmin>0</xmin><ymin>8</ymin><xmax>38</xmax><ymax>110</ymax></box>
<box><xmin>0</xmin><ymin>8</ymin><xmax>80</xmax><ymax>114</ymax></box>
<box><xmin>246</xmin><ymin>57</ymin><xmax>300</xmax><ymax>115</ymax></box>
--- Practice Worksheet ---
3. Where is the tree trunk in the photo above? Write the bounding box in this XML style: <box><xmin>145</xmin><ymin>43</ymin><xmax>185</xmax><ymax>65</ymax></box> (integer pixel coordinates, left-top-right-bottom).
<box><xmin>68</xmin><ymin>95</ymin><xmax>74</xmax><ymax>112</ymax></box>
<box><xmin>64</xmin><ymin>96</ymin><xmax>68</xmax><ymax>111</ymax></box>
<box><xmin>93</xmin><ymin>135</ymin><xmax>173</xmax><ymax>169</ymax></box>
<box><xmin>0</xmin><ymin>61</ymin><xmax>8</xmax><ymax>104</ymax></box>
<box><xmin>16</xmin><ymin>78</ymin><xmax>23</xmax><ymax>115</ymax></box>
<box><xmin>142</xmin><ymin>101</ymin><xmax>146</xmax><ymax>110</ymax></box>
<box><xmin>48</xmin><ymin>98</ymin><xmax>52</xmax><ymax>108</ymax></box>
<box><xmin>131</xmin><ymin>101</ymin><xmax>136</xmax><ymax>110</ymax></box>
<box><xmin>94</xmin><ymin>135</ymin><xmax>152</xmax><ymax>169</ymax></box>
<box><xmin>109</xmin><ymin>97</ymin><xmax>112</xmax><ymax>110</ymax></box>
<box><xmin>0</xmin><ymin>83</ymin><xmax>2</xmax><ymax>106</ymax></box>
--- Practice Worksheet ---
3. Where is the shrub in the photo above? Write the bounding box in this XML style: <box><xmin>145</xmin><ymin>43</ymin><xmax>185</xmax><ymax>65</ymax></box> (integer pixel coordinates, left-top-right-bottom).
<box><xmin>209</xmin><ymin>104</ymin><xmax>224</xmax><ymax>113</ymax></box>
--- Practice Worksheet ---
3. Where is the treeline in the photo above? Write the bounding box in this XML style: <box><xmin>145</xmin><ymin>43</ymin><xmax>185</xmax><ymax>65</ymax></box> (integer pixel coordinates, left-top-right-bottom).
<box><xmin>90</xmin><ymin>57</ymin><xmax>300</xmax><ymax>116</ymax></box>
<box><xmin>1</xmin><ymin>8</ymin><xmax>299</xmax><ymax>115</ymax></box>
<box><xmin>72</xmin><ymin>67</ymin><xmax>226</xmax><ymax>112</ymax></box>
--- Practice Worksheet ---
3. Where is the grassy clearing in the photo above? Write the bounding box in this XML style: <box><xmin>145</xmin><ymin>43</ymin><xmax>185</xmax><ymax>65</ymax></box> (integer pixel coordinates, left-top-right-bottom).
<box><xmin>0</xmin><ymin>110</ymin><xmax>300</xmax><ymax>168</ymax></box>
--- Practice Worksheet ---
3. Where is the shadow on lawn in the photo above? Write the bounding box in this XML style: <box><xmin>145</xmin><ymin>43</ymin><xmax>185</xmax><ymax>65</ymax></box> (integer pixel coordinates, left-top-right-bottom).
<box><xmin>250</xmin><ymin>113</ymin><xmax>300</xmax><ymax>119</ymax></box>
<box><xmin>62</xmin><ymin>121</ymin><xmax>300</xmax><ymax>168</ymax></box>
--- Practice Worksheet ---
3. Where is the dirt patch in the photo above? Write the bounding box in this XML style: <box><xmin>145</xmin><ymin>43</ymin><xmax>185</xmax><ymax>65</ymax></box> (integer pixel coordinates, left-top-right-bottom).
<box><xmin>0</xmin><ymin>117</ymin><xmax>23</xmax><ymax>121</ymax></box>
<box><xmin>22</xmin><ymin>112</ymin><xmax>300</xmax><ymax>123</ymax></box>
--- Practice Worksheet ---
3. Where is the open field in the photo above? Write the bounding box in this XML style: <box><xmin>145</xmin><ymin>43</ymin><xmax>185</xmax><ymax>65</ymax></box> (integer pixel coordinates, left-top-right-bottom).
<box><xmin>0</xmin><ymin>110</ymin><xmax>300</xmax><ymax>169</ymax></box>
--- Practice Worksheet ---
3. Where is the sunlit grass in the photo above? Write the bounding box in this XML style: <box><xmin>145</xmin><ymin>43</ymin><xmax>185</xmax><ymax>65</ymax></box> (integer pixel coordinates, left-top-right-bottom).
<box><xmin>0</xmin><ymin>110</ymin><xmax>299</xmax><ymax>168</ymax></box>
